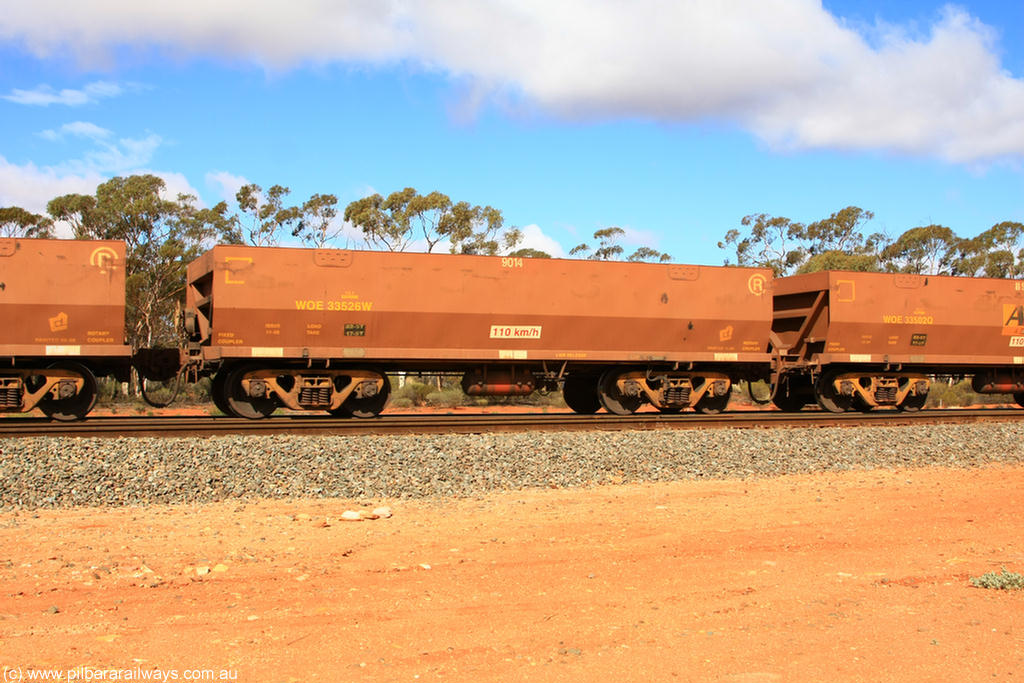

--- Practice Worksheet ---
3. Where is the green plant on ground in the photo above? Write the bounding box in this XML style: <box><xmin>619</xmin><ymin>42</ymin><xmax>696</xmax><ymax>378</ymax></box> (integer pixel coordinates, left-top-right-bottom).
<box><xmin>926</xmin><ymin>380</ymin><xmax>1012</xmax><ymax>408</ymax></box>
<box><xmin>390</xmin><ymin>379</ymin><xmax>436</xmax><ymax>406</ymax></box>
<box><xmin>970</xmin><ymin>568</ymin><xmax>1024</xmax><ymax>590</ymax></box>
<box><xmin>425</xmin><ymin>388</ymin><xmax>466</xmax><ymax>408</ymax></box>
<box><xmin>389</xmin><ymin>397</ymin><xmax>414</xmax><ymax>409</ymax></box>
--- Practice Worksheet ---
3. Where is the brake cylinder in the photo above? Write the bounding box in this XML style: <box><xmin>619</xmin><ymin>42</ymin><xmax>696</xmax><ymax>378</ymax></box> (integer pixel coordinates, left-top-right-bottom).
<box><xmin>461</xmin><ymin>368</ymin><xmax>536</xmax><ymax>396</ymax></box>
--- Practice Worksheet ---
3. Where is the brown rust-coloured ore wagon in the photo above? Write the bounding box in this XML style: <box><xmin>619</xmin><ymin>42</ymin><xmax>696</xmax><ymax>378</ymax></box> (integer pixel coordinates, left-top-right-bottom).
<box><xmin>0</xmin><ymin>238</ymin><xmax>131</xmax><ymax>419</ymax></box>
<box><xmin>181</xmin><ymin>246</ymin><xmax>773</xmax><ymax>418</ymax></box>
<box><xmin>771</xmin><ymin>270</ymin><xmax>1024</xmax><ymax>412</ymax></box>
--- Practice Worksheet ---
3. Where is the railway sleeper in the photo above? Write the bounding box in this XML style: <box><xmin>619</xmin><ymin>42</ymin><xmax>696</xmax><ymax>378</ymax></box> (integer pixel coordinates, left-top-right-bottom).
<box><xmin>236</xmin><ymin>368</ymin><xmax>387</xmax><ymax>412</ymax></box>
<box><xmin>825</xmin><ymin>372</ymin><xmax>930</xmax><ymax>410</ymax></box>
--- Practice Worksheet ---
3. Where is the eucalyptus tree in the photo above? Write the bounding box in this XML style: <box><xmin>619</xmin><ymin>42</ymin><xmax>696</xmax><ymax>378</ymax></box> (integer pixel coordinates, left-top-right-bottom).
<box><xmin>292</xmin><ymin>193</ymin><xmax>343</xmax><ymax>248</ymax></box>
<box><xmin>879</xmin><ymin>225</ymin><xmax>957</xmax><ymax>275</ymax></box>
<box><xmin>951</xmin><ymin>221</ymin><xmax>1024</xmax><ymax>278</ymax></box>
<box><xmin>234</xmin><ymin>183</ymin><xmax>301</xmax><ymax>247</ymax></box>
<box><xmin>0</xmin><ymin>207</ymin><xmax>54</xmax><ymax>238</ymax></box>
<box><xmin>344</xmin><ymin>188</ymin><xmax>515</xmax><ymax>255</ymax></box>
<box><xmin>571</xmin><ymin>227</ymin><xmax>671</xmax><ymax>262</ymax></box>
<box><xmin>720</xmin><ymin>206</ymin><xmax>884</xmax><ymax>276</ymax></box>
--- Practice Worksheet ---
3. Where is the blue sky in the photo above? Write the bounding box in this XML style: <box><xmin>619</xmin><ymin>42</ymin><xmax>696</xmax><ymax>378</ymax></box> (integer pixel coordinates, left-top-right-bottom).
<box><xmin>1</xmin><ymin>0</ymin><xmax>1022</xmax><ymax>265</ymax></box>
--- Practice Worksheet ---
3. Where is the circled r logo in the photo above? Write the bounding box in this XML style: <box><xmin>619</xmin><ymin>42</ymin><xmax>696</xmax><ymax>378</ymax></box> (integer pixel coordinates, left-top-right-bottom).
<box><xmin>90</xmin><ymin>247</ymin><xmax>119</xmax><ymax>274</ymax></box>
<box><xmin>748</xmin><ymin>273</ymin><xmax>767</xmax><ymax>296</ymax></box>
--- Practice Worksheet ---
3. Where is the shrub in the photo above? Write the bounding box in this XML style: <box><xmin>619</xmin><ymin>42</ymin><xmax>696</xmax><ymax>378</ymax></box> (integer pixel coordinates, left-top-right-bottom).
<box><xmin>926</xmin><ymin>380</ymin><xmax>1012</xmax><ymax>408</ymax></box>
<box><xmin>388</xmin><ymin>397</ymin><xmax>414</xmax><ymax>409</ymax></box>
<box><xmin>425</xmin><ymin>388</ymin><xmax>466</xmax><ymax>408</ymax></box>
<box><xmin>390</xmin><ymin>379</ymin><xmax>435</xmax><ymax>406</ymax></box>
<box><xmin>971</xmin><ymin>568</ymin><xmax>1024</xmax><ymax>590</ymax></box>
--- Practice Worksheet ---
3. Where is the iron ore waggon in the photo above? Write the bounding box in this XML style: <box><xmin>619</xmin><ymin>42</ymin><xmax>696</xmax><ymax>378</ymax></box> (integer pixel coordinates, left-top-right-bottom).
<box><xmin>182</xmin><ymin>245</ymin><xmax>774</xmax><ymax>418</ymax></box>
<box><xmin>770</xmin><ymin>270</ymin><xmax>1024</xmax><ymax>412</ymax></box>
<box><xmin>0</xmin><ymin>238</ymin><xmax>131</xmax><ymax>420</ymax></box>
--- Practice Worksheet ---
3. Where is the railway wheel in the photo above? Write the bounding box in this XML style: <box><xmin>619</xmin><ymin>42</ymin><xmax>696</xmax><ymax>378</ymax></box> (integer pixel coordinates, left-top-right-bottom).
<box><xmin>814</xmin><ymin>371</ymin><xmax>853</xmax><ymax>413</ymax></box>
<box><xmin>597</xmin><ymin>368</ymin><xmax>643</xmax><ymax>415</ymax></box>
<box><xmin>771</xmin><ymin>375</ymin><xmax>811</xmax><ymax>412</ymax></box>
<box><xmin>210</xmin><ymin>370</ymin><xmax>233</xmax><ymax>416</ymax></box>
<box><xmin>563</xmin><ymin>376</ymin><xmax>601</xmax><ymax>414</ymax></box>
<box><xmin>897</xmin><ymin>391</ymin><xmax>928</xmax><ymax>412</ymax></box>
<box><xmin>225</xmin><ymin>365</ymin><xmax>277</xmax><ymax>419</ymax></box>
<box><xmin>38</xmin><ymin>362</ymin><xmax>97</xmax><ymax>421</ymax></box>
<box><xmin>336</xmin><ymin>371</ymin><xmax>391</xmax><ymax>418</ymax></box>
<box><xmin>853</xmin><ymin>395</ymin><xmax>875</xmax><ymax>412</ymax></box>
<box><xmin>695</xmin><ymin>392</ymin><xmax>730</xmax><ymax>414</ymax></box>
<box><xmin>771</xmin><ymin>391</ymin><xmax>806</xmax><ymax>412</ymax></box>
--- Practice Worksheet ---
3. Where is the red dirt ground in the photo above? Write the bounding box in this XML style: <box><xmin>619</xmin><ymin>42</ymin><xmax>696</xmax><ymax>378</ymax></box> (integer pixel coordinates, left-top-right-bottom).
<box><xmin>1</xmin><ymin>464</ymin><xmax>1022</xmax><ymax>682</ymax></box>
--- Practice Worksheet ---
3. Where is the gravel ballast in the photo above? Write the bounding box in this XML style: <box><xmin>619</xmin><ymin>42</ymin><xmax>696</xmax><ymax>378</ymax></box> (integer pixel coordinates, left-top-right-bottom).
<box><xmin>1</xmin><ymin>423</ymin><xmax>1022</xmax><ymax>509</ymax></box>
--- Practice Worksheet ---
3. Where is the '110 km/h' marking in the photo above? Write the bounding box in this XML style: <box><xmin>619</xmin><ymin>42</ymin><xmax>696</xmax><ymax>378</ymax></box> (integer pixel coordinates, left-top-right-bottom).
<box><xmin>490</xmin><ymin>325</ymin><xmax>542</xmax><ymax>339</ymax></box>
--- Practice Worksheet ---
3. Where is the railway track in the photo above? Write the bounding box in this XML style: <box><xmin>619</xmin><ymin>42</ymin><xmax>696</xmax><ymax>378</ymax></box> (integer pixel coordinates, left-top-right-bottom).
<box><xmin>2</xmin><ymin>408</ymin><xmax>1023</xmax><ymax>438</ymax></box>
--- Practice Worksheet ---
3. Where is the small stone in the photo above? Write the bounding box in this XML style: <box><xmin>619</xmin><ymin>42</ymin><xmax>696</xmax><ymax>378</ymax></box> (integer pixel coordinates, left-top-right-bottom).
<box><xmin>212</xmin><ymin>564</ymin><xmax>229</xmax><ymax>573</ymax></box>
<box><xmin>340</xmin><ymin>511</ymin><xmax>362</xmax><ymax>521</ymax></box>
<box><xmin>359</xmin><ymin>511</ymin><xmax>380</xmax><ymax>520</ymax></box>
<box><xmin>195</xmin><ymin>566</ymin><xmax>211</xmax><ymax>576</ymax></box>
<box><xmin>373</xmin><ymin>506</ymin><xmax>393</xmax><ymax>519</ymax></box>
<box><xmin>46</xmin><ymin>605</ymin><xmax>60</xmax><ymax>614</ymax></box>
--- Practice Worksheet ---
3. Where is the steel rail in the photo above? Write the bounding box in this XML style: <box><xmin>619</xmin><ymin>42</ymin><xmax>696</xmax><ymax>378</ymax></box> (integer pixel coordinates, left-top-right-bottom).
<box><xmin>1</xmin><ymin>408</ymin><xmax>1023</xmax><ymax>438</ymax></box>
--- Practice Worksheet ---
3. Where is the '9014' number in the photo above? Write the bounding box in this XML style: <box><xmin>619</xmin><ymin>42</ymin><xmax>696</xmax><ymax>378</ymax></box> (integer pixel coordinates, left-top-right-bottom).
<box><xmin>501</xmin><ymin>257</ymin><xmax>524</xmax><ymax>268</ymax></box>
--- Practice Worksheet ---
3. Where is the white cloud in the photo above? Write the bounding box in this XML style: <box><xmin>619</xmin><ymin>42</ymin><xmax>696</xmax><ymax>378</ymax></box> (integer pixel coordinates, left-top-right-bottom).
<box><xmin>0</xmin><ymin>156</ymin><xmax>104</xmax><ymax>236</ymax></box>
<box><xmin>0</xmin><ymin>155</ymin><xmax>208</xmax><ymax>236</ymax></box>
<box><xmin>0</xmin><ymin>156</ymin><xmax>102</xmax><ymax>212</ymax></box>
<box><xmin>2</xmin><ymin>2</ymin><xmax>1024</xmax><ymax>163</ymax></box>
<box><xmin>514</xmin><ymin>224</ymin><xmax>566</xmax><ymax>258</ymax></box>
<box><xmin>205</xmin><ymin>170</ymin><xmax>249</xmax><ymax>202</ymax></box>
<box><xmin>3</xmin><ymin>80</ymin><xmax>124</xmax><ymax>106</ymax></box>
<box><xmin>150</xmin><ymin>170</ymin><xmax>203</xmax><ymax>202</ymax></box>
<box><xmin>39</xmin><ymin>121</ymin><xmax>113</xmax><ymax>142</ymax></box>
<box><xmin>41</xmin><ymin>129</ymin><xmax>164</xmax><ymax>176</ymax></box>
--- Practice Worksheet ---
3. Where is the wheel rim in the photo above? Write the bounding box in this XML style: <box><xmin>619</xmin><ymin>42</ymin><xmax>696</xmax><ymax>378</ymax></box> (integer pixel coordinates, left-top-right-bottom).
<box><xmin>772</xmin><ymin>375</ymin><xmax>811</xmax><ymax>412</ymax></box>
<box><xmin>563</xmin><ymin>376</ymin><xmax>601</xmax><ymax>414</ymax></box>
<box><xmin>327</xmin><ymin>403</ymin><xmax>353</xmax><ymax>418</ymax></box>
<box><xmin>815</xmin><ymin>371</ymin><xmax>853</xmax><ymax>413</ymax></box>
<box><xmin>210</xmin><ymin>371</ymin><xmax>233</xmax><ymax>416</ymax></box>
<box><xmin>771</xmin><ymin>391</ymin><xmax>806</xmax><ymax>412</ymax></box>
<box><xmin>38</xmin><ymin>361</ymin><xmax>97</xmax><ymax>421</ymax></box>
<box><xmin>338</xmin><ymin>371</ymin><xmax>391</xmax><ymax>418</ymax></box>
<box><xmin>225</xmin><ymin>365</ymin><xmax>276</xmax><ymax>419</ymax></box>
<box><xmin>695</xmin><ymin>392</ymin><xmax>730</xmax><ymax>414</ymax></box>
<box><xmin>853</xmin><ymin>395</ymin><xmax>875</xmax><ymax>412</ymax></box>
<box><xmin>897</xmin><ymin>391</ymin><xmax>928</xmax><ymax>412</ymax></box>
<box><xmin>598</xmin><ymin>369</ymin><xmax>643</xmax><ymax>415</ymax></box>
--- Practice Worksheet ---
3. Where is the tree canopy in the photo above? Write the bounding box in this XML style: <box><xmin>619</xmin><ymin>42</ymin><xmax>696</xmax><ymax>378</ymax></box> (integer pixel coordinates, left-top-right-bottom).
<box><xmin>343</xmin><ymin>188</ymin><xmax>519</xmax><ymax>255</ymax></box>
<box><xmin>0</xmin><ymin>207</ymin><xmax>54</xmax><ymax>238</ymax></box>
<box><xmin>717</xmin><ymin>206</ymin><xmax>1021</xmax><ymax>278</ymax></box>
<box><xmin>571</xmin><ymin>227</ymin><xmax>671</xmax><ymax>263</ymax></box>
